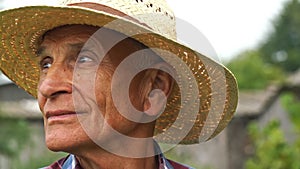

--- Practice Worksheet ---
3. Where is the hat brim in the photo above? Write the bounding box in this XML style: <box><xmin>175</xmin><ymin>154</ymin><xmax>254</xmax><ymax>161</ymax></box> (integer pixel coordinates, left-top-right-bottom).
<box><xmin>0</xmin><ymin>5</ymin><xmax>238</xmax><ymax>144</ymax></box>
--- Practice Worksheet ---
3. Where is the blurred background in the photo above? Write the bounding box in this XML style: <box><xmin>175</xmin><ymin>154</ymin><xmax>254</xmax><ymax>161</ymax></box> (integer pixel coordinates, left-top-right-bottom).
<box><xmin>1</xmin><ymin>0</ymin><xmax>300</xmax><ymax>169</ymax></box>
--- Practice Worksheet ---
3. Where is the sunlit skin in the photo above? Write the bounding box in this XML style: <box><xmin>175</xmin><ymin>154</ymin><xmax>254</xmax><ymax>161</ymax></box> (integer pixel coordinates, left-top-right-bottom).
<box><xmin>37</xmin><ymin>25</ymin><xmax>173</xmax><ymax>169</ymax></box>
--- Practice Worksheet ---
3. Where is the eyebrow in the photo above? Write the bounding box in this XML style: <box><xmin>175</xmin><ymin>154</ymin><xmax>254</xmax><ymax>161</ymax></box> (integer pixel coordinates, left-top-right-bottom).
<box><xmin>69</xmin><ymin>43</ymin><xmax>85</xmax><ymax>51</ymax></box>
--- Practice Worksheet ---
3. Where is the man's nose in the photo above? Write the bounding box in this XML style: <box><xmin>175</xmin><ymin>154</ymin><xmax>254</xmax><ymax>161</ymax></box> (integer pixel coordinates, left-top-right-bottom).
<box><xmin>38</xmin><ymin>64</ymin><xmax>73</xmax><ymax>98</ymax></box>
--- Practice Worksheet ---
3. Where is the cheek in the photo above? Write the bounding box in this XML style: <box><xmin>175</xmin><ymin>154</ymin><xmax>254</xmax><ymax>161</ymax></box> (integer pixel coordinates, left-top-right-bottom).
<box><xmin>94</xmin><ymin>72</ymin><xmax>111</xmax><ymax>110</ymax></box>
<box><xmin>94</xmin><ymin>70</ymin><xmax>130</xmax><ymax>128</ymax></box>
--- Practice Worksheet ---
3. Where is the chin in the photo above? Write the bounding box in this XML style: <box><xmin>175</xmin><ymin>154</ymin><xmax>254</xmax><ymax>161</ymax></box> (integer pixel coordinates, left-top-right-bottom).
<box><xmin>45</xmin><ymin>132</ymin><xmax>72</xmax><ymax>152</ymax></box>
<box><xmin>45</xmin><ymin>124</ymin><xmax>90</xmax><ymax>153</ymax></box>
<box><xmin>46</xmin><ymin>141</ymin><xmax>67</xmax><ymax>152</ymax></box>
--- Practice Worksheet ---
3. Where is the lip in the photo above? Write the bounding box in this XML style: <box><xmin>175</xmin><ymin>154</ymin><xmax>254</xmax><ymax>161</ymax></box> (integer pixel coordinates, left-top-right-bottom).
<box><xmin>46</xmin><ymin>110</ymin><xmax>76</xmax><ymax>119</ymax></box>
<box><xmin>45</xmin><ymin>110</ymin><xmax>85</xmax><ymax>123</ymax></box>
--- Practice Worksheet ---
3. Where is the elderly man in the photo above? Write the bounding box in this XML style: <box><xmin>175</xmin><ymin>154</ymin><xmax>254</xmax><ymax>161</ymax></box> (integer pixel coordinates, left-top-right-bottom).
<box><xmin>0</xmin><ymin>0</ymin><xmax>238</xmax><ymax>169</ymax></box>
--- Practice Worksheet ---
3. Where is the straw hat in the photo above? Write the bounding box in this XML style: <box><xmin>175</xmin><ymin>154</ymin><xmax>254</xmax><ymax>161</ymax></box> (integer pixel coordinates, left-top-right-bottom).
<box><xmin>0</xmin><ymin>0</ymin><xmax>238</xmax><ymax>144</ymax></box>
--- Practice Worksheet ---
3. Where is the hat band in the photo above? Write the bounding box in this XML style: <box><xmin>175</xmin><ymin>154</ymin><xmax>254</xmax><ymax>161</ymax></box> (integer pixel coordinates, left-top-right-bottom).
<box><xmin>68</xmin><ymin>2</ymin><xmax>152</xmax><ymax>30</ymax></box>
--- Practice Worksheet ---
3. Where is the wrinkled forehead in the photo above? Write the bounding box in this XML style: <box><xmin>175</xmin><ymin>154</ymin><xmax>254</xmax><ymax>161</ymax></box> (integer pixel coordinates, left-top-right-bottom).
<box><xmin>40</xmin><ymin>25</ymin><xmax>125</xmax><ymax>47</ymax></box>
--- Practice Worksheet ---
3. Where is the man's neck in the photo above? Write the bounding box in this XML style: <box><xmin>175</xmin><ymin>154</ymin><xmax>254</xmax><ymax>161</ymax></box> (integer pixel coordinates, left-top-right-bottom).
<box><xmin>74</xmin><ymin>140</ymin><xmax>159</xmax><ymax>169</ymax></box>
<box><xmin>76</xmin><ymin>153</ymin><xmax>158</xmax><ymax>169</ymax></box>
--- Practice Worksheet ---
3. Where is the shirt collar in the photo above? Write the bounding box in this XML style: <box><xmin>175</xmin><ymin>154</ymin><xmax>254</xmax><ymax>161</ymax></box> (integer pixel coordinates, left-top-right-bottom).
<box><xmin>62</xmin><ymin>142</ymin><xmax>174</xmax><ymax>169</ymax></box>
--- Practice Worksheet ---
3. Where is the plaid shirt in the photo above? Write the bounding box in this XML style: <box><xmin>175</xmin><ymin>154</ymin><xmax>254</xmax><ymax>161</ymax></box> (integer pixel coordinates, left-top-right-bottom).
<box><xmin>40</xmin><ymin>147</ymin><xmax>194</xmax><ymax>169</ymax></box>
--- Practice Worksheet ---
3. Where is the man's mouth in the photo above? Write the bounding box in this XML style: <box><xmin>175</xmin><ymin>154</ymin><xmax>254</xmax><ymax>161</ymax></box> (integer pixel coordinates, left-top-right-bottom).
<box><xmin>46</xmin><ymin>110</ymin><xmax>76</xmax><ymax>118</ymax></box>
<box><xmin>45</xmin><ymin>110</ymin><xmax>85</xmax><ymax>123</ymax></box>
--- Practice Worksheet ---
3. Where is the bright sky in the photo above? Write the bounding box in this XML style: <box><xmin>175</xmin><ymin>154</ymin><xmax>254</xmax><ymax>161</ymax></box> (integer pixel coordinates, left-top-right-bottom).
<box><xmin>167</xmin><ymin>0</ymin><xmax>289</xmax><ymax>62</ymax></box>
<box><xmin>0</xmin><ymin>0</ymin><xmax>289</xmax><ymax>62</ymax></box>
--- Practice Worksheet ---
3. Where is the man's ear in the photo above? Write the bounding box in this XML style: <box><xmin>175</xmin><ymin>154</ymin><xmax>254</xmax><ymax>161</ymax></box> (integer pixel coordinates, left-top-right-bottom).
<box><xmin>143</xmin><ymin>62</ymin><xmax>174</xmax><ymax>117</ymax></box>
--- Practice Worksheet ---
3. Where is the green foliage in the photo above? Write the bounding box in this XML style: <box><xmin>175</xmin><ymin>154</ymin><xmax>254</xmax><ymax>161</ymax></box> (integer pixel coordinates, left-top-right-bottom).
<box><xmin>0</xmin><ymin>116</ymin><xmax>67</xmax><ymax>168</ymax></box>
<box><xmin>259</xmin><ymin>0</ymin><xmax>300</xmax><ymax>72</ymax></box>
<box><xmin>226</xmin><ymin>50</ymin><xmax>284</xmax><ymax>90</ymax></box>
<box><xmin>245</xmin><ymin>120</ymin><xmax>300</xmax><ymax>169</ymax></box>
<box><xmin>245</xmin><ymin>92</ymin><xmax>300</xmax><ymax>169</ymax></box>
<box><xmin>0</xmin><ymin>116</ymin><xmax>30</xmax><ymax>157</ymax></box>
<box><xmin>280</xmin><ymin>92</ymin><xmax>300</xmax><ymax>161</ymax></box>
<box><xmin>280</xmin><ymin>92</ymin><xmax>300</xmax><ymax>131</ymax></box>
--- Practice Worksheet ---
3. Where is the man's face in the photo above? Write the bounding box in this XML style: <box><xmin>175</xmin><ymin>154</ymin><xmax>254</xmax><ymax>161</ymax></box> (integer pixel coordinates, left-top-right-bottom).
<box><xmin>37</xmin><ymin>25</ymin><xmax>151</xmax><ymax>153</ymax></box>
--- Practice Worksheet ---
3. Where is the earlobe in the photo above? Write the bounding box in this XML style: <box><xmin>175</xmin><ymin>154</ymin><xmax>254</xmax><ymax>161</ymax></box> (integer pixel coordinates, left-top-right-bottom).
<box><xmin>144</xmin><ymin>89</ymin><xmax>167</xmax><ymax>116</ymax></box>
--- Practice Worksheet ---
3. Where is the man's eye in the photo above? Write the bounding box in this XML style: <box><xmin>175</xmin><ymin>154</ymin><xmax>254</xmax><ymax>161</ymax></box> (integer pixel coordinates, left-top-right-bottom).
<box><xmin>78</xmin><ymin>56</ymin><xmax>93</xmax><ymax>63</ymax></box>
<box><xmin>43</xmin><ymin>63</ymin><xmax>52</xmax><ymax>69</ymax></box>
<box><xmin>39</xmin><ymin>57</ymin><xmax>53</xmax><ymax>70</ymax></box>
